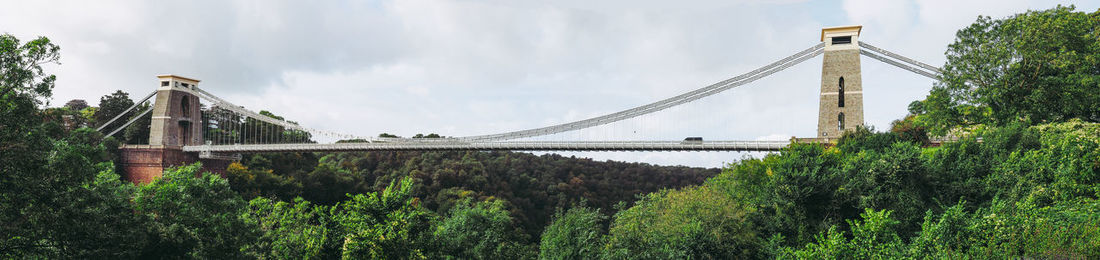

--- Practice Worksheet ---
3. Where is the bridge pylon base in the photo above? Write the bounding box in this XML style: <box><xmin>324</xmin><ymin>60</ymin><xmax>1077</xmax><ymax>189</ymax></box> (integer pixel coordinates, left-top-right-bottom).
<box><xmin>118</xmin><ymin>145</ymin><xmax>233</xmax><ymax>184</ymax></box>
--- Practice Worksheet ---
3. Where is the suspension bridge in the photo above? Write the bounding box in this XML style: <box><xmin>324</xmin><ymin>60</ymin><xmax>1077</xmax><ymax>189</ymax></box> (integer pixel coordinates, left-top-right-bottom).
<box><xmin>104</xmin><ymin>26</ymin><xmax>943</xmax><ymax>182</ymax></box>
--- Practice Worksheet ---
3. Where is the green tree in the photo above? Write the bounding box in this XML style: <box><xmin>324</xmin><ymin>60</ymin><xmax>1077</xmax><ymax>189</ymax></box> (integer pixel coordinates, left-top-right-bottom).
<box><xmin>335</xmin><ymin>177</ymin><xmax>436</xmax><ymax>259</ymax></box>
<box><xmin>604</xmin><ymin>185</ymin><xmax>757</xmax><ymax>259</ymax></box>
<box><xmin>133</xmin><ymin>163</ymin><xmax>258</xmax><ymax>259</ymax></box>
<box><xmin>968</xmin><ymin>199</ymin><xmax>1100</xmax><ymax>258</ymax></box>
<box><xmin>244</xmin><ymin>197</ymin><xmax>330</xmax><ymax>259</ymax></box>
<box><xmin>907</xmin><ymin>202</ymin><xmax>973</xmax><ymax>258</ymax></box>
<box><xmin>0</xmin><ymin>33</ymin><xmax>62</xmax><ymax>257</ymax></box>
<box><xmin>413</xmin><ymin>133</ymin><xmax>442</xmax><ymax>138</ymax></box>
<box><xmin>890</xmin><ymin>115</ymin><xmax>930</xmax><ymax>145</ymax></box>
<box><xmin>780</xmin><ymin>209</ymin><xmax>907</xmax><ymax>259</ymax></box>
<box><xmin>995</xmin><ymin>119</ymin><xmax>1100</xmax><ymax>204</ymax></box>
<box><xmin>95</xmin><ymin>90</ymin><xmax>134</xmax><ymax>139</ymax></box>
<box><xmin>838</xmin><ymin>141</ymin><xmax>932</xmax><ymax>235</ymax></box>
<box><xmin>226</xmin><ymin>162</ymin><xmax>302</xmax><ymax>201</ymax></box>
<box><xmin>921</xmin><ymin>6</ymin><xmax>1100</xmax><ymax>134</ymax></box>
<box><xmin>434</xmin><ymin>199</ymin><xmax>533</xmax><ymax>259</ymax></box>
<box><xmin>63</xmin><ymin>99</ymin><xmax>88</xmax><ymax>111</ymax></box>
<box><xmin>0</xmin><ymin>34</ymin><xmax>57</xmax><ymax>103</ymax></box>
<box><xmin>0</xmin><ymin>34</ymin><xmax>145</xmax><ymax>258</ymax></box>
<box><xmin>5</xmin><ymin>129</ymin><xmax>145</xmax><ymax>258</ymax></box>
<box><xmin>538</xmin><ymin>206</ymin><xmax>606</xmax><ymax>260</ymax></box>
<box><xmin>60</xmin><ymin>99</ymin><xmax>92</xmax><ymax>129</ymax></box>
<box><xmin>45</xmin><ymin>162</ymin><xmax>148</xmax><ymax>258</ymax></box>
<box><xmin>299</xmin><ymin>159</ymin><xmax>360</xmax><ymax>205</ymax></box>
<box><xmin>123</xmin><ymin>101</ymin><xmax>151</xmax><ymax>144</ymax></box>
<box><xmin>724</xmin><ymin>143</ymin><xmax>848</xmax><ymax>248</ymax></box>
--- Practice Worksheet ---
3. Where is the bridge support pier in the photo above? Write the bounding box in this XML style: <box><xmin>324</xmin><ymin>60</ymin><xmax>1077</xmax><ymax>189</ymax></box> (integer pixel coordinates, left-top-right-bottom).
<box><xmin>118</xmin><ymin>75</ymin><xmax>232</xmax><ymax>184</ymax></box>
<box><xmin>817</xmin><ymin>25</ymin><xmax>865</xmax><ymax>138</ymax></box>
<box><xmin>119</xmin><ymin>145</ymin><xmax>230</xmax><ymax>184</ymax></box>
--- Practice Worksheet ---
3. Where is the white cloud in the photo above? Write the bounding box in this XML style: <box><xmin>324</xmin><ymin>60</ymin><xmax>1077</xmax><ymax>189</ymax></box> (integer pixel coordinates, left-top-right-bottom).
<box><xmin>843</xmin><ymin>0</ymin><xmax>915</xmax><ymax>38</ymax></box>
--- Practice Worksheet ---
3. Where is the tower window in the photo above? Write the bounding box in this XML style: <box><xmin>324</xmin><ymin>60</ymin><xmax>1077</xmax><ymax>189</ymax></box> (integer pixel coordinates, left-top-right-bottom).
<box><xmin>832</xmin><ymin>36</ymin><xmax>852</xmax><ymax>45</ymax></box>
<box><xmin>838</xmin><ymin>77</ymin><xmax>845</xmax><ymax>107</ymax></box>
<box><xmin>838</xmin><ymin>113</ymin><xmax>845</xmax><ymax>132</ymax></box>
<box><xmin>161</xmin><ymin>81</ymin><xmax>169</xmax><ymax>86</ymax></box>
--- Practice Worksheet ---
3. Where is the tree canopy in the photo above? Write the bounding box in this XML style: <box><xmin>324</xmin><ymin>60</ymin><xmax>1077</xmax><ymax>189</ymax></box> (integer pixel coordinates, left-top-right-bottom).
<box><xmin>916</xmin><ymin>5</ymin><xmax>1100</xmax><ymax>134</ymax></box>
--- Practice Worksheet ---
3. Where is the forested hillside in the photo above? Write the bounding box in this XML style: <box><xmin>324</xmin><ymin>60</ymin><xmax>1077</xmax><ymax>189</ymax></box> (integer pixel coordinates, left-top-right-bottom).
<box><xmin>2</xmin><ymin>5</ymin><xmax>1098</xmax><ymax>259</ymax></box>
<box><xmin>226</xmin><ymin>150</ymin><xmax>717</xmax><ymax>239</ymax></box>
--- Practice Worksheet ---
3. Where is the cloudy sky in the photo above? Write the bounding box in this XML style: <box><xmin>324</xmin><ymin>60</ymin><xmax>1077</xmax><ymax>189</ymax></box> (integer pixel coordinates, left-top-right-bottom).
<box><xmin>2</xmin><ymin>0</ymin><xmax>1096</xmax><ymax>167</ymax></box>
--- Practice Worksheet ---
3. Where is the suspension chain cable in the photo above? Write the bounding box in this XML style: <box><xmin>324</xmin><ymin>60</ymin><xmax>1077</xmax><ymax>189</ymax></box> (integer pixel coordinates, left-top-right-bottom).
<box><xmin>858</xmin><ymin>41</ymin><xmax>941</xmax><ymax>73</ymax></box>
<box><xmin>96</xmin><ymin>90</ymin><xmax>157</xmax><ymax>132</ymax></box>
<box><xmin>184</xmin><ymin>42</ymin><xmax>943</xmax><ymax>146</ymax></box>
<box><xmin>104</xmin><ymin>106</ymin><xmax>153</xmax><ymax>138</ymax></box>
<box><xmin>461</xmin><ymin>43</ymin><xmax>826</xmax><ymax>141</ymax></box>
<box><xmin>859</xmin><ymin>49</ymin><xmax>940</xmax><ymax>79</ymax></box>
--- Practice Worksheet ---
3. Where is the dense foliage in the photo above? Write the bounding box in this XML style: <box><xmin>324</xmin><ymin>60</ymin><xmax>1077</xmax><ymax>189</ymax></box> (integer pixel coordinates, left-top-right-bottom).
<box><xmin>228</xmin><ymin>150</ymin><xmax>717</xmax><ymax>239</ymax></box>
<box><xmin>522</xmin><ymin>120</ymin><xmax>1099</xmax><ymax>259</ymax></box>
<box><xmin>915</xmin><ymin>5</ymin><xmax>1100</xmax><ymax>134</ymax></box>
<box><xmin>95</xmin><ymin>90</ymin><xmax>134</xmax><ymax>139</ymax></box>
<box><xmin>539</xmin><ymin>206</ymin><xmax>606</xmax><ymax>259</ymax></box>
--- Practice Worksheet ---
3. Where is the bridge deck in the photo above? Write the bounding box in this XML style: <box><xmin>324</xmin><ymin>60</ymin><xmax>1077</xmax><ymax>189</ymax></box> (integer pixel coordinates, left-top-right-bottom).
<box><xmin>182</xmin><ymin>140</ymin><xmax>791</xmax><ymax>153</ymax></box>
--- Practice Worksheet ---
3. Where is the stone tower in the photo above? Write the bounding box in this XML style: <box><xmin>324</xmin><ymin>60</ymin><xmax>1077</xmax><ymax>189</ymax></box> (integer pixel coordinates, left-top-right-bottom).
<box><xmin>118</xmin><ymin>75</ymin><xmax>229</xmax><ymax>184</ymax></box>
<box><xmin>817</xmin><ymin>25</ymin><xmax>864</xmax><ymax>138</ymax></box>
<box><xmin>149</xmin><ymin>75</ymin><xmax>203</xmax><ymax>146</ymax></box>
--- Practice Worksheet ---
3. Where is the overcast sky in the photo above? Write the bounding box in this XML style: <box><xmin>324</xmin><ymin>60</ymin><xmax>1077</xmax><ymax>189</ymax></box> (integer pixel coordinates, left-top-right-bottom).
<box><xmin>2</xmin><ymin>0</ymin><xmax>1096</xmax><ymax>167</ymax></box>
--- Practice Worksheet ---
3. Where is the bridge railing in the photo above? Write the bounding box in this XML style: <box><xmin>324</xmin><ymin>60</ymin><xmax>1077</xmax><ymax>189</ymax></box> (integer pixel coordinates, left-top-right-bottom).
<box><xmin>182</xmin><ymin>140</ymin><xmax>792</xmax><ymax>153</ymax></box>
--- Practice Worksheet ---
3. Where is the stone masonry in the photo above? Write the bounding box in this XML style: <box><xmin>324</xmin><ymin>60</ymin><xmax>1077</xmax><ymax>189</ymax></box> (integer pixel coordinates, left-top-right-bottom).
<box><xmin>119</xmin><ymin>75</ymin><xmax>229</xmax><ymax>184</ymax></box>
<box><xmin>817</xmin><ymin>26</ymin><xmax>865</xmax><ymax>138</ymax></box>
<box><xmin>149</xmin><ymin>75</ymin><xmax>203</xmax><ymax>146</ymax></box>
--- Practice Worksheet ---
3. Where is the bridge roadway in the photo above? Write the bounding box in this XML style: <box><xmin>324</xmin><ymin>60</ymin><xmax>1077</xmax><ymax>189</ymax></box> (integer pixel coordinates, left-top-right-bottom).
<box><xmin>182</xmin><ymin>140</ymin><xmax>791</xmax><ymax>153</ymax></box>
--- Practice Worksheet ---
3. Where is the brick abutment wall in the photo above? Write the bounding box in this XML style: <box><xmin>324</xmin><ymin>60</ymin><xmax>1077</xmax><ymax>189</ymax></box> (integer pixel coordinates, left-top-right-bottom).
<box><xmin>118</xmin><ymin>145</ymin><xmax>230</xmax><ymax>184</ymax></box>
